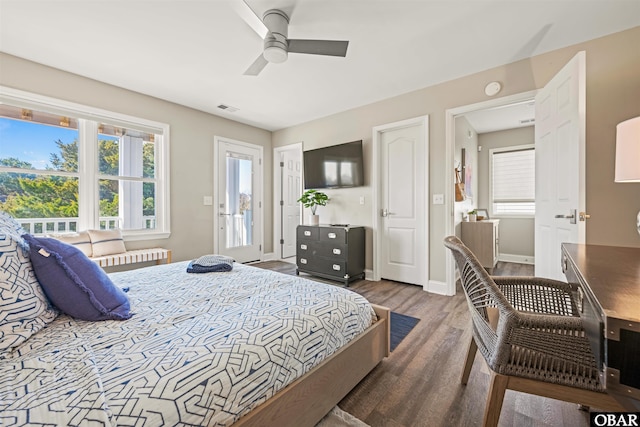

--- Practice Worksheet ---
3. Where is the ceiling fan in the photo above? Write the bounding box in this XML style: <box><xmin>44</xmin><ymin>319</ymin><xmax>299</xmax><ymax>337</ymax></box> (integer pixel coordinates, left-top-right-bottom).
<box><xmin>233</xmin><ymin>0</ymin><xmax>349</xmax><ymax>76</ymax></box>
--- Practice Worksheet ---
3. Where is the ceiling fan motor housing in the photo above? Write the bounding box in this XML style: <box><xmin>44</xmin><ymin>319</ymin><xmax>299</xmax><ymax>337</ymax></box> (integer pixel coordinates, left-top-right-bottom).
<box><xmin>263</xmin><ymin>9</ymin><xmax>289</xmax><ymax>63</ymax></box>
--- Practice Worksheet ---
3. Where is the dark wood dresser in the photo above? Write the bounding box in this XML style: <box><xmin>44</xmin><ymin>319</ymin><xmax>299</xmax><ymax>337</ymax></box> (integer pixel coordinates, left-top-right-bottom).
<box><xmin>561</xmin><ymin>243</ymin><xmax>640</xmax><ymax>408</ymax></box>
<box><xmin>296</xmin><ymin>224</ymin><xmax>365</xmax><ymax>286</ymax></box>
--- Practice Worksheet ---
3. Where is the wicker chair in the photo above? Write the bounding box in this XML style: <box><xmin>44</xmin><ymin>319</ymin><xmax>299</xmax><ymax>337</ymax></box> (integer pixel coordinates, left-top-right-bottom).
<box><xmin>443</xmin><ymin>236</ymin><xmax>623</xmax><ymax>427</ymax></box>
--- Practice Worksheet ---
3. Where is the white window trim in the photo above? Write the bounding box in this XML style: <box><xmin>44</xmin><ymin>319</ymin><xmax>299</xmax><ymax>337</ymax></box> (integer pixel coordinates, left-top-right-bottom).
<box><xmin>0</xmin><ymin>86</ymin><xmax>171</xmax><ymax>241</ymax></box>
<box><xmin>489</xmin><ymin>143</ymin><xmax>535</xmax><ymax>219</ymax></box>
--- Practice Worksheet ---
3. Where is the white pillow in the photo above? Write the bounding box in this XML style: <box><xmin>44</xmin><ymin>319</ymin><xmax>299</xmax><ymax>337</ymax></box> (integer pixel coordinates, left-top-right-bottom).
<box><xmin>0</xmin><ymin>213</ymin><xmax>59</xmax><ymax>355</ymax></box>
<box><xmin>0</xmin><ymin>210</ymin><xmax>26</xmax><ymax>234</ymax></box>
<box><xmin>87</xmin><ymin>229</ymin><xmax>126</xmax><ymax>257</ymax></box>
<box><xmin>48</xmin><ymin>231</ymin><xmax>93</xmax><ymax>257</ymax></box>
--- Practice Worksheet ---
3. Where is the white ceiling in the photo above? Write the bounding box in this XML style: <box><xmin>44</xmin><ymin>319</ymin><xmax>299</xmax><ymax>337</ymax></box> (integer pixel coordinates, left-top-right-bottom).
<box><xmin>464</xmin><ymin>100</ymin><xmax>536</xmax><ymax>134</ymax></box>
<box><xmin>1</xmin><ymin>1</ymin><xmax>638</xmax><ymax>132</ymax></box>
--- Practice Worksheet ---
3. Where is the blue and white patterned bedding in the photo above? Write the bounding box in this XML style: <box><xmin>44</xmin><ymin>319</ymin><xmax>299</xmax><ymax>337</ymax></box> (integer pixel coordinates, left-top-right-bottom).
<box><xmin>0</xmin><ymin>262</ymin><xmax>376</xmax><ymax>426</ymax></box>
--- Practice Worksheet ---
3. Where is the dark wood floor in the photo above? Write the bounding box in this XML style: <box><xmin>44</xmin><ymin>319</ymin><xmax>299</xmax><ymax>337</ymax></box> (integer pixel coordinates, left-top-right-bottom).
<box><xmin>253</xmin><ymin>260</ymin><xmax>593</xmax><ymax>427</ymax></box>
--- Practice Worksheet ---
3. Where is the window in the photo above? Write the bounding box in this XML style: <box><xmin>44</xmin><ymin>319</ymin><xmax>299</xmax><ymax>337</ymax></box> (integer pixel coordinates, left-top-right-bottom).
<box><xmin>0</xmin><ymin>87</ymin><xmax>170</xmax><ymax>239</ymax></box>
<box><xmin>490</xmin><ymin>145</ymin><xmax>535</xmax><ymax>216</ymax></box>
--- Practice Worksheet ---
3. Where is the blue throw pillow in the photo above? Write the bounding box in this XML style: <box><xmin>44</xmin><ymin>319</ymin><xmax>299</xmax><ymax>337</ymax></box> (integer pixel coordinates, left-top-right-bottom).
<box><xmin>22</xmin><ymin>234</ymin><xmax>132</xmax><ymax>321</ymax></box>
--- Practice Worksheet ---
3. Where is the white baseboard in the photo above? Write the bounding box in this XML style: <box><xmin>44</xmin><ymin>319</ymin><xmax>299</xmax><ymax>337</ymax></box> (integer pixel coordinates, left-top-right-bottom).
<box><xmin>498</xmin><ymin>253</ymin><xmax>535</xmax><ymax>265</ymax></box>
<box><xmin>426</xmin><ymin>279</ymin><xmax>452</xmax><ymax>295</ymax></box>
<box><xmin>365</xmin><ymin>274</ymin><xmax>452</xmax><ymax>296</ymax></box>
<box><xmin>364</xmin><ymin>269</ymin><xmax>374</xmax><ymax>281</ymax></box>
<box><xmin>261</xmin><ymin>252</ymin><xmax>276</xmax><ymax>261</ymax></box>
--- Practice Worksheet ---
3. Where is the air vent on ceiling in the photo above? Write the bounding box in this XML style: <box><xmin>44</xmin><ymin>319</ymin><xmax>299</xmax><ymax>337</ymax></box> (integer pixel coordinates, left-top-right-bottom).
<box><xmin>520</xmin><ymin>118</ymin><xmax>535</xmax><ymax>125</ymax></box>
<box><xmin>217</xmin><ymin>104</ymin><xmax>239</xmax><ymax>113</ymax></box>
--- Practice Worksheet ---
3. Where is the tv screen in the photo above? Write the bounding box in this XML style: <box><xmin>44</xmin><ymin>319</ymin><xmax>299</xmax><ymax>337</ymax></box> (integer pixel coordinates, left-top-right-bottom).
<box><xmin>303</xmin><ymin>140</ymin><xmax>364</xmax><ymax>189</ymax></box>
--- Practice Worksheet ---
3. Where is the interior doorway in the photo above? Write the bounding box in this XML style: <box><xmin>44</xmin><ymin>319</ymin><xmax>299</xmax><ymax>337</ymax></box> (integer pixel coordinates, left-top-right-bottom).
<box><xmin>445</xmin><ymin>91</ymin><xmax>537</xmax><ymax>296</ymax></box>
<box><xmin>445</xmin><ymin>52</ymin><xmax>586</xmax><ymax>295</ymax></box>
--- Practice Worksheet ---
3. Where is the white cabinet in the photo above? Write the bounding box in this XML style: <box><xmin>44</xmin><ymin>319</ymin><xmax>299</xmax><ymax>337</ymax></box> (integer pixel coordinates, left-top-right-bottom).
<box><xmin>461</xmin><ymin>220</ymin><xmax>500</xmax><ymax>273</ymax></box>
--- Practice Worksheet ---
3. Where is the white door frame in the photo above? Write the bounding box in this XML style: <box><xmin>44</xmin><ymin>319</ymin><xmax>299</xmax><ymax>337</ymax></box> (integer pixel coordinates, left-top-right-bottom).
<box><xmin>273</xmin><ymin>142</ymin><xmax>303</xmax><ymax>260</ymax></box>
<box><xmin>213</xmin><ymin>136</ymin><xmax>264</xmax><ymax>260</ymax></box>
<box><xmin>373</xmin><ymin>115</ymin><xmax>429</xmax><ymax>290</ymax></box>
<box><xmin>444</xmin><ymin>91</ymin><xmax>537</xmax><ymax>296</ymax></box>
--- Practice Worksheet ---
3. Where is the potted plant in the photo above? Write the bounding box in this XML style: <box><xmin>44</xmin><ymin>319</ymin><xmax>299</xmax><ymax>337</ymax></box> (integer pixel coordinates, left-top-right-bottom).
<box><xmin>468</xmin><ymin>209</ymin><xmax>477</xmax><ymax>222</ymax></box>
<box><xmin>297</xmin><ymin>189</ymin><xmax>329</xmax><ymax>225</ymax></box>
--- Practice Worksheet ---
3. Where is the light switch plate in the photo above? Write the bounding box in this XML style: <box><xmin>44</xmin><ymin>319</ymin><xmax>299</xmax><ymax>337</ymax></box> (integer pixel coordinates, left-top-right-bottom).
<box><xmin>433</xmin><ymin>194</ymin><xmax>444</xmax><ymax>205</ymax></box>
<box><xmin>203</xmin><ymin>196</ymin><xmax>213</xmax><ymax>206</ymax></box>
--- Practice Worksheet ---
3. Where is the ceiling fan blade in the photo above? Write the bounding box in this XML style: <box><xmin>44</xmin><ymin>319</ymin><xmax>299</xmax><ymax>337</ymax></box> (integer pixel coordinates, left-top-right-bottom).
<box><xmin>244</xmin><ymin>54</ymin><xmax>269</xmax><ymax>76</ymax></box>
<box><xmin>232</xmin><ymin>0</ymin><xmax>268</xmax><ymax>39</ymax></box>
<box><xmin>287</xmin><ymin>40</ymin><xmax>349</xmax><ymax>57</ymax></box>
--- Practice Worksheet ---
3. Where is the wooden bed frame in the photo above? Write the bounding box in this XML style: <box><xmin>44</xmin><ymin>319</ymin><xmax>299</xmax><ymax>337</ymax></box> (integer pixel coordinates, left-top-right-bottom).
<box><xmin>235</xmin><ymin>304</ymin><xmax>391</xmax><ymax>427</ymax></box>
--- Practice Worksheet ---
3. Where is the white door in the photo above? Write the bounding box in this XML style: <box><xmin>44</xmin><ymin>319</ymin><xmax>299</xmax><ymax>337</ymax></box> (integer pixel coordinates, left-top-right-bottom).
<box><xmin>215</xmin><ymin>138</ymin><xmax>263</xmax><ymax>263</ymax></box>
<box><xmin>275</xmin><ymin>145</ymin><xmax>302</xmax><ymax>259</ymax></box>
<box><xmin>534</xmin><ymin>51</ymin><xmax>586</xmax><ymax>280</ymax></box>
<box><xmin>376</xmin><ymin>117</ymin><xmax>428</xmax><ymax>286</ymax></box>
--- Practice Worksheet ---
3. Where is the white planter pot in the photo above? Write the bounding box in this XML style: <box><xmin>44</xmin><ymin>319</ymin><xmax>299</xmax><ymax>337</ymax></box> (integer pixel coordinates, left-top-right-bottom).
<box><xmin>309</xmin><ymin>214</ymin><xmax>320</xmax><ymax>225</ymax></box>
<box><xmin>468</xmin><ymin>214</ymin><xmax>477</xmax><ymax>222</ymax></box>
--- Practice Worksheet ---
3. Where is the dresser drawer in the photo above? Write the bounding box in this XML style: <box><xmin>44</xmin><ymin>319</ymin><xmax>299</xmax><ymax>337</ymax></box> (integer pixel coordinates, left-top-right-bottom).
<box><xmin>319</xmin><ymin>227</ymin><xmax>347</xmax><ymax>243</ymax></box>
<box><xmin>297</xmin><ymin>241</ymin><xmax>346</xmax><ymax>258</ymax></box>
<box><xmin>303</xmin><ymin>257</ymin><xmax>347</xmax><ymax>278</ymax></box>
<box><xmin>316</xmin><ymin>242</ymin><xmax>347</xmax><ymax>259</ymax></box>
<box><xmin>297</xmin><ymin>226</ymin><xmax>319</xmax><ymax>241</ymax></box>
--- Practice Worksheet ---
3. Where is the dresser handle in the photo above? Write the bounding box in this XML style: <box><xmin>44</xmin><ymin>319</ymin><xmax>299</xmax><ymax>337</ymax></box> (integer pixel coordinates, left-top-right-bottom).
<box><xmin>300</xmin><ymin>258</ymin><xmax>307</xmax><ymax>264</ymax></box>
<box><xmin>333</xmin><ymin>248</ymin><xmax>341</xmax><ymax>255</ymax></box>
<box><xmin>304</xmin><ymin>231</ymin><xmax>311</xmax><ymax>236</ymax></box>
<box><xmin>328</xmin><ymin>233</ymin><xmax>336</xmax><ymax>239</ymax></box>
<box><xmin>300</xmin><ymin>244</ymin><xmax>307</xmax><ymax>250</ymax></box>
<box><xmin>332</xmin><ymin>264</ymin><xmax>341</xmax><ymax>271</ymax></box>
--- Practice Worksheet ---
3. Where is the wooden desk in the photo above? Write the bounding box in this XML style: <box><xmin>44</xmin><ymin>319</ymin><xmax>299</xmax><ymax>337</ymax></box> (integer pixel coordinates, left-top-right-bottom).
<box><xmin>562</xmin><ymin>243</ymin><xmax>640</xmax><ymax>408</ymax></box>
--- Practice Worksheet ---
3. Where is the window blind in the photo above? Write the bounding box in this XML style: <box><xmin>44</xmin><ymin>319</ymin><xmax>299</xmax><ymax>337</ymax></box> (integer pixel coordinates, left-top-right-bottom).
<box><xmin>491</xmin><ymin>147</ymin><xmax>535</xmax><ymax>215</ymax></box>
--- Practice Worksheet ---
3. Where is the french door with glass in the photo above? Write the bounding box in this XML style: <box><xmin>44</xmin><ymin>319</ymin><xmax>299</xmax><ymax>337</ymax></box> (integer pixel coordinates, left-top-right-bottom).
<box><xmin>215</xmin><ymin>137</ymin><xmax>262</xmax><ymax>263</ymax></box>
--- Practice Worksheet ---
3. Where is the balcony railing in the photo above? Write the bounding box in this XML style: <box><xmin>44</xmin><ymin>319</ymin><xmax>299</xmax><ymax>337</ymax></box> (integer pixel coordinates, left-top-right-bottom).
<box><xmin>17</xmin><ymin>216</ymin><xmax>156</xmax><ymax>235</ymax></box>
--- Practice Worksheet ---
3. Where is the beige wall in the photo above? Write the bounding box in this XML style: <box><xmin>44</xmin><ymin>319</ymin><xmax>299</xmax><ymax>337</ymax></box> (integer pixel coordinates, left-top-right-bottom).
<box><xmin>3</xmin><ymin>26</ymin><xmax>638</xmax><ymax>281</ymax></box>
<box><xmin>274</xmin><ymin>26</ymin><xmax>640</xmax><ymax>283</ymax></box>
<box><xmin>453</xmin><ymin>116</ymin><xmax>477</xmax><ymax>237</ymax></box>
<box><xmin>0</xmin><ymin>53</ymin><xmax>273</xmax><ymax>263</ymax></box>
<box><xmin>477</xmin><ymin>127</ymin><xmax>535</xmax><ymax>260</ymax></box>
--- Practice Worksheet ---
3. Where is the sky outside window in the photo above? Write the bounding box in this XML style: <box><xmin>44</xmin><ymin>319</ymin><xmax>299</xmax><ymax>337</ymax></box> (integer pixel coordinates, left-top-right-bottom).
<box><xmin>0</xmin><ymin>118</ymin><xmax>78</xmax><ymax>170</ymax></box>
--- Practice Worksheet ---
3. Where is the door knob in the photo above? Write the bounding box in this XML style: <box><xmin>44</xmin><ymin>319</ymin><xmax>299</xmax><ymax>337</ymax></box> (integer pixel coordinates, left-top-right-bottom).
<box><xmin>579</xmin><ymin>212</ymin><xmax>591</xmax><ymax>221</ymax></box>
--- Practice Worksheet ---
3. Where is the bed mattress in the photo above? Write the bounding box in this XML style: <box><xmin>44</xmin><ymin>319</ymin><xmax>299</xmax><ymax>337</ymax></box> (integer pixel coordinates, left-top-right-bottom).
<box><xmin>0</xmin><ymin>262</ymin><xmax>375</xmax><ymax>426</ymax></box>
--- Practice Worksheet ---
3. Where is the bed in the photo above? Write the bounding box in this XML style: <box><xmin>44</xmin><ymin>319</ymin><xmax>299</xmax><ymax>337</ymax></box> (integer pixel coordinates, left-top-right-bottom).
<box><xmin>0</xmin><ymin>216</ymin><xmax>389</xmax><ymax>426</ymax></box>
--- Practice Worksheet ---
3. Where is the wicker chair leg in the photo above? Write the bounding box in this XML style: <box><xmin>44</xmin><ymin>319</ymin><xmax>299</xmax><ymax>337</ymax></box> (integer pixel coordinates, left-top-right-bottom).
<box><xmin>461</xmin><ymin>337</ymin><xmax>477</xmax><ymax>385</ymax></box>
<box><xmin>483</xmin><ymin>372</ymin><xmax>509</xmax><ymax>427</ymax></box>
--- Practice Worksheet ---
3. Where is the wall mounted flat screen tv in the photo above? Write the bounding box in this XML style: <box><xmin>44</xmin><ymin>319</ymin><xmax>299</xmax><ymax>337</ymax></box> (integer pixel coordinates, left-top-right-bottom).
<box><xmin>303</xmin><ymin>140</ymin><xmax>364</xmax><ymax>189</ymax></box>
